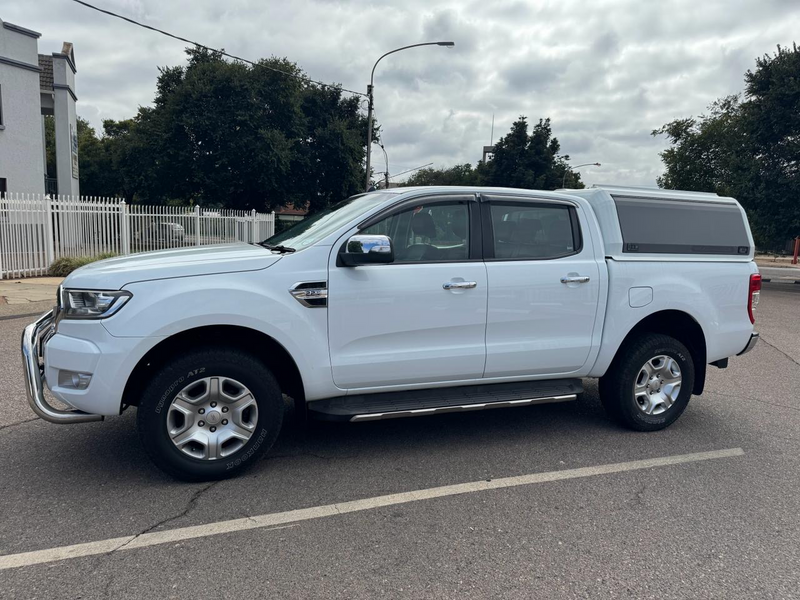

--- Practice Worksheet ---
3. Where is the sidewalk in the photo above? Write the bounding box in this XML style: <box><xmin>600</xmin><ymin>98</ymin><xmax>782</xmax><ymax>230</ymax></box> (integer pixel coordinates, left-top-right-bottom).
<box><xmin>754</xmin><ymin>256</ymin><xmax>798</xmax><ymax>269</ymax></box>
<box><xmin>0</xmin><ymin>277</ymin><xmax>63</xmax><ymax>306</ymax></box>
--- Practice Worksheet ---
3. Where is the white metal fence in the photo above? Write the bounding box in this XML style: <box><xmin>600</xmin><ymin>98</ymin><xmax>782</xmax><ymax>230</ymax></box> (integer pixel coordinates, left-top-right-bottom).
<box><xmin>0</xmin><ymin>194</ymin><xmax>275</xmax><ymax>279</ymax></box>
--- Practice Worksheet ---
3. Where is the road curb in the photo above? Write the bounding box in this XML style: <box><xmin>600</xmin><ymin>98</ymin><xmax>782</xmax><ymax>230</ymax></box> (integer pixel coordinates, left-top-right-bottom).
<box><xmin>761</xmin><ymin>278</ymin><xmax>800</xmax><ymax>284</ymax></box>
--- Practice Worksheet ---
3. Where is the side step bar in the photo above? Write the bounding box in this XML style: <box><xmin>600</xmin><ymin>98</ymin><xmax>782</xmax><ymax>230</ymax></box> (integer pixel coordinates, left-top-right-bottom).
<box><xmin>308</xmin><ymin>379</ymin><xmax>582</xmax><ymax>422</ymax></box>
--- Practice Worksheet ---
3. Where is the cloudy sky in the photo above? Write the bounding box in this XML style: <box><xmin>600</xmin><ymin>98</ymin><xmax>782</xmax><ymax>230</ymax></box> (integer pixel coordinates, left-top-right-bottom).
<box><xmin>5</xmin><ymin>0</ymin><xmax>799</xmax><ymax>186</ymax></box>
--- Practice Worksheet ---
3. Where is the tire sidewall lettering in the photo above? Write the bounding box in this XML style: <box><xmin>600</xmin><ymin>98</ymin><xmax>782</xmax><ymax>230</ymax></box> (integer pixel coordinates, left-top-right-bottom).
<box><xmin>155</xmin><ymin>375</ymin><xmax>185</xmax><ymax>414</ymax></box>
<box><xmin>652</xmin><ymin>347</ymin><xmax>686</xmax><ymax>364</ymax></box>
<box><xmin>227</xmin><ymin>427</ymin><xmax>268</xmax><ymax>470</ymax></box>
<box><xmin>154</xmin><ymin>368</ymin><xmax>207</xmax><ymax>414</ymax></box>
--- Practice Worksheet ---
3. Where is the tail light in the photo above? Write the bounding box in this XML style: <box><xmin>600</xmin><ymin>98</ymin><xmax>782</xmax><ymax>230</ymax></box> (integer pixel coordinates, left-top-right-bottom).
<box><xmin>748</xmin><ymin>273</ymin><xmax>761</xmax><ymax>324</ymax></box>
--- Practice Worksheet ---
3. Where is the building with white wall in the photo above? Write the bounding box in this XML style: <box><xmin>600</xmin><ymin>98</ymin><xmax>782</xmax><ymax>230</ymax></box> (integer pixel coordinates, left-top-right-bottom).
<box><xmin>0</xmin><ymin>19</ymin><xmax>79</xmax><ymax>196</ymax></box>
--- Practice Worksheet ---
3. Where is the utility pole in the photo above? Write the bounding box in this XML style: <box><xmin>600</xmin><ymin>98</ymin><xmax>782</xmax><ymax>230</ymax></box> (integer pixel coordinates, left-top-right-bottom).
<box><xmin>365</xmin><ymin>84</ymin><xmax>374</xmax><ymax>191</ymax></box>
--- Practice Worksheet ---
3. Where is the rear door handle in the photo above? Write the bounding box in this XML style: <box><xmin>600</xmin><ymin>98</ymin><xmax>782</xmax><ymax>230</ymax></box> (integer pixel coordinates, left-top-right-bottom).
<box><xmin>560</xmin><ymin>276</ymin><xmax>590</xmax><ymax>284</ymax></box>
<box><xmin>443</xmin><ymin>281</ymin><xmax>477</xmax><ymax>290</ymax></box>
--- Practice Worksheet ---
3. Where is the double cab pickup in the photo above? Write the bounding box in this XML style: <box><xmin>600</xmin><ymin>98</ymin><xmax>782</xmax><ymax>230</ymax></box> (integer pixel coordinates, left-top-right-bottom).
<box><xmin>22</xmin><ymin>185</ymin><xmax>760</xmax><ymax>480</ymax></box>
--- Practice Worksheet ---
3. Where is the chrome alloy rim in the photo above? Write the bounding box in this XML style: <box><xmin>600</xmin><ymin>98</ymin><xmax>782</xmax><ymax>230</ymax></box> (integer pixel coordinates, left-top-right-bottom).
<box><xmin>166</xmin><ymin>377</ymin><xmax>258</xmax><ymax>460</ymax></box>
<box><xmin>633</xmin><ymin>355</ymin><xmax>682</xmax><ymax>416</ymax></box>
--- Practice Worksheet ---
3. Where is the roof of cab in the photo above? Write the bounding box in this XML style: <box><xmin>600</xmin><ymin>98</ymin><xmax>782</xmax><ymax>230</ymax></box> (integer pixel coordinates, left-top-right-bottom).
<box><xmin>389</xmin><ymin>184</ymin><xmax>736</xmax><ymax>204</ymax></box>
<box><xmin>390</xmin><ymin>185</ymin><xmax>581</xmax><ymax>200</ymax></box>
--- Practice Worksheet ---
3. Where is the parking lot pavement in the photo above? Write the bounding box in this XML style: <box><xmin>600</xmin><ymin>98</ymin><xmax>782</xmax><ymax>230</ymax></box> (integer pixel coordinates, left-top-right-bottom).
<box><xmin>0</xmin><ymin>284</ymin><xmax>798</xmax><ymax>599</ymax></box>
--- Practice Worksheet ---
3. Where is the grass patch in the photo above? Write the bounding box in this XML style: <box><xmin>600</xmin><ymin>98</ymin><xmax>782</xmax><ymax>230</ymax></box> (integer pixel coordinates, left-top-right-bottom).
<box><xmin>49</xmin><ymin>253</ymin><xmax>118</xmax><ymax>277</ymax></box>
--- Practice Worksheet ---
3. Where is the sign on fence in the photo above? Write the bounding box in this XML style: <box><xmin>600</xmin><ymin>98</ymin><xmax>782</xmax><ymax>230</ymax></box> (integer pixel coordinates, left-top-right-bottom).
<box><xmin>0</xmin><ymin>194</ymin><xmax>275</xmax><ymax>279</ymax></box>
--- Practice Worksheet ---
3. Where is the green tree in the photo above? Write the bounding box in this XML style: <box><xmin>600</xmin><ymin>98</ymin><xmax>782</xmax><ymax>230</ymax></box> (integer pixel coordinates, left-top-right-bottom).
<box><xmin>97</xmin><ymin>118</ymin><xmax>139</xmax><ymax>201</ymax></box>
<box><xmin>45</xmin><ymin>116</ymin><xmax>120</xmax><ymax>197</ymax></box>
<box><xmin>405</xmin><ymin>163</ymin><xmax>480</xmax><ymax>186</ymax></box>
<box><xmin>402</xmin><ymin>117</ymin><xmax>582</xmax><ymax>190</ymax></box>
<box><xmin>76</xmin><ymin>48</ymin><xmax>368</xmax><ymax>213</ymax></box>
<box><xmin>479</xmin><ymin>117</ymin><xmax>580</xmax><ymax>190</ymax></box>
<box><xmin>44</xmin><ymin>115</ymin><xmax>55</xmax><ymax>178</ymax></box>
<box><xmin>654</xmin><ymin>44</ymin><xmax>800</xmax><ymax>250</ymax></box>
<box><xmin>75</xmin><ymin>117</ymin><xmax>120</xmax><ymax>197</ymax></box>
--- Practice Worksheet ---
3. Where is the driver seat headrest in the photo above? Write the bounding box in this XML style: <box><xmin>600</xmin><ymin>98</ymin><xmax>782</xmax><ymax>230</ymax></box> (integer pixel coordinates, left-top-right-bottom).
<box><xmin>411</xmin><ymin>211</ymin><xmax>437</xmax><ymax>238</ymax></box>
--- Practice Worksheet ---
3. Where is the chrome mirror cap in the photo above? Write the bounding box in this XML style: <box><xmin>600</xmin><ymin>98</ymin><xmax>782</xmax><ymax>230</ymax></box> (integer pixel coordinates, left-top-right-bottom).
<box><xmin>341</xmin><ymin>234</ymin><xmax>394</xmax><ymax>266</ymax></box>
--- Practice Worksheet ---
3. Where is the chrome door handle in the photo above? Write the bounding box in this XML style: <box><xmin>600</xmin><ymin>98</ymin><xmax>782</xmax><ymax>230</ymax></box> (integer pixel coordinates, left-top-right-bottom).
<box><xmin>560</xmin><ymin>276</ymin><xmax>590</xmax><ymax>284</ymax></box>
<box><xmin>443</xmin><ymin>281</ymin><xmax>477</xmax><ymax>290</ymax></box>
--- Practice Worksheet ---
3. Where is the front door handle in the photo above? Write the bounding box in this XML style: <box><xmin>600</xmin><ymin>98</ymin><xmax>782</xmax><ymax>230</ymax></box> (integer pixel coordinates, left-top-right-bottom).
<box><xmin>560</xmin><ymin>275</ymin><xmax>590</xmax><ymax>284</ymax></box>
<box><xmin>443</xmin><ymin>281</ymin><xmax>477</xmax><ymax>290</ymax></box>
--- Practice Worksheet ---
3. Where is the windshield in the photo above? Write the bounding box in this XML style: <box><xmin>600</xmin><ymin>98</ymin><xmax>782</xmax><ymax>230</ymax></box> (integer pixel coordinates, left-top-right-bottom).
<box><xmin>262</xmin><ymin>192</ymin><xmax>394</xmax><ymax>250</ymax></box>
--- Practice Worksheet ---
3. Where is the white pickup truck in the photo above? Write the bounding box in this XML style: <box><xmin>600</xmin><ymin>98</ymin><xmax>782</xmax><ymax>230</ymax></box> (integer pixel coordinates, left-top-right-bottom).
<box><xmin>22</xmin><ymin>185</ymin><xmax>761</xmax><ymax>481</ymax></box>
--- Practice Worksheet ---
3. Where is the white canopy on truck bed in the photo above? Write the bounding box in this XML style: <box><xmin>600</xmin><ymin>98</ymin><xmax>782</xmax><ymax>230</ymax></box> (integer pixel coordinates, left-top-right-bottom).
<box><xmin>563</xmin><ymin>185</ymin><xmax>754</xmax><ymax>262</ymax></box>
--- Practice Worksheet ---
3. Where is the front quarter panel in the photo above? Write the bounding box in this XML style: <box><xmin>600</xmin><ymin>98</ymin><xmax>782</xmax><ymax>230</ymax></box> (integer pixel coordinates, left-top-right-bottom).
<box><xmin>102</xmin><ymin>247</ymin><xmax>338</xmax><ymax>401</ymax></box>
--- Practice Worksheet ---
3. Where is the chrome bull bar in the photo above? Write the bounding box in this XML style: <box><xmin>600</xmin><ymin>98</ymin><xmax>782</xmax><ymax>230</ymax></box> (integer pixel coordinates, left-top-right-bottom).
<box><xmin>21</xmin><ymin>310</ymin><xmax>104</xmax><ymax>424</ymax></box>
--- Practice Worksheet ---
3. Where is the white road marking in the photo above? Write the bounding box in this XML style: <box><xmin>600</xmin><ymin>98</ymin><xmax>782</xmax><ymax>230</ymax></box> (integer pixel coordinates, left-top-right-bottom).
<box><xmin>0</xmin><ymin>447</ymin><xmax>744</xmax><ymax>571</ymax></box>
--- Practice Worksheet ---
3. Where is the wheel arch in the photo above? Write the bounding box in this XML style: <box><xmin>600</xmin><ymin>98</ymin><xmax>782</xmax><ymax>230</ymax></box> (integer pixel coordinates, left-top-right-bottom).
<box><xmin>608</xmin><ymin>309</ymin><xmax>708</xmax><ymax>395</ymax></box>
<box><xmin>121</xmin><ymin>325</ymin><xmax>306</xmax><ymax>415</ymax></box>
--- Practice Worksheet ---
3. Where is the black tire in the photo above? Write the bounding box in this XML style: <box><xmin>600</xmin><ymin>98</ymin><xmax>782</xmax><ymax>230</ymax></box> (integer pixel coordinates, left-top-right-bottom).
<box><xmin>137</xmin><ymin>347</ymin><xmax>284</xmax><ymax>481</ymax></box>
<box><xmin>599</xmin><ymin>333</ymin><xmax>695</xmax><ymax>431</ymax></box>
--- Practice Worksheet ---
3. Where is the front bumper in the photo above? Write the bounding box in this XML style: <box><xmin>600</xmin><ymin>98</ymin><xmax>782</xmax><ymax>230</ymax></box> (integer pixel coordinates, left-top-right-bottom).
<box><xmin>21</xmin><ymin>310</ymin><xmax>104</xmax><ymax>424</ymax></box>
<box><xmin>737</xmin><ymin>332</ymin><xmax>759</xmax><ymax>356</ymax></box>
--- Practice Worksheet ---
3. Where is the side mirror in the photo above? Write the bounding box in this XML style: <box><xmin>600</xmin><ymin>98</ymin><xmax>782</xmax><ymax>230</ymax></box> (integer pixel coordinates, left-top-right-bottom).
<box><xmin>340</xmin><ymin>234</ymin><xmax>394</xmax><ymax>266</ymax></box>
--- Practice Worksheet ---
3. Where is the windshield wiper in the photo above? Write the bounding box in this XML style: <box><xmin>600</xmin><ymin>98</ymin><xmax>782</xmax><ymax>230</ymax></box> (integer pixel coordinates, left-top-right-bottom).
<box><xmin>257</xmin><ymin>242</ymin><xmax>296</xmax><ymax>253</ymax></box>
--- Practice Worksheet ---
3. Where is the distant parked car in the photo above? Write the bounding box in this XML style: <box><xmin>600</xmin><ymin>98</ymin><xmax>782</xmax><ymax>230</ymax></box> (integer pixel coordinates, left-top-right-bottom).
<box><xmin>137</xmin><ymin>222</ymin><xmax>185</xmax><ymax>245</ymax></box>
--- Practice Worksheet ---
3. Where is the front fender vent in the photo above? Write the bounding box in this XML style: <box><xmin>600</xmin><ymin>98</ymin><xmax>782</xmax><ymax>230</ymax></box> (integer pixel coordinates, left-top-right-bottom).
<box><xmin>290</xmin><ymin>281</ymin><xmax>327</xmax><ymax>308</ymax></box>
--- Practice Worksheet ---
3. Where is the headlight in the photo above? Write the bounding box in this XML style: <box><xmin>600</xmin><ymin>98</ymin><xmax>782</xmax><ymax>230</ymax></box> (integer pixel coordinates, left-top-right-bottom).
<box><xmin>61</xmin><ymin>289</ymin><xmax>132</xmax><ymax>319</ymax></box>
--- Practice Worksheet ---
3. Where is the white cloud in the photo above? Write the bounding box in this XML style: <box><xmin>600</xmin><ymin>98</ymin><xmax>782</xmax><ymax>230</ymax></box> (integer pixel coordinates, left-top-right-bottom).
<box><xmin>5</xmin><ymin>0</ymin><xmax>799</xmax><ymax>186</ymax></box>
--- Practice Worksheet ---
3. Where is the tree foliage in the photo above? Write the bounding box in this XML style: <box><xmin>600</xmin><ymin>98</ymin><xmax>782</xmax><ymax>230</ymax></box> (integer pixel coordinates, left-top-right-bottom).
<box><xmin>77</xmin><ymin>48</ymin><xmax>368</xmax><ymax>213</ymax></box>
<box><xmin>44</xmin><ymin>116</ymin><xmax>119</xmax><ymax>197</ymax></box>
<box><xmin>405</xmin><ymin>163</ymin><xmax>481</xmax><ymax>186</ymax></box>
<box><xmin>404</xmin><ymin>117</ymin><xmax>582</xmax><ymax>190</ymax></box>
<box><xmin>654</xmin><ymin>44</ymin><xmax>800</xmax><ymax>250</ymax></box>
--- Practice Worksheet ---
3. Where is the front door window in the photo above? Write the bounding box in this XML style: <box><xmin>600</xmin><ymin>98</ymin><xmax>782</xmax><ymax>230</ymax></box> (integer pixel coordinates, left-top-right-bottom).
<box><xmin>362</xmin><ymin>200</ymin><xmax>470</xmax><ymax>262</ymax></box>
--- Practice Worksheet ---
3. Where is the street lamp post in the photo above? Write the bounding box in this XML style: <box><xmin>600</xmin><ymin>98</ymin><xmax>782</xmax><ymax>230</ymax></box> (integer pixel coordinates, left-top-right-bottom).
<box><xmin>380</xmin><ymin>144</ymin><xmax>389</xmax><ymax>190</ymax></box>
<box><xmin>562</xmin><ymin>162</ymin><xmax>601</xmax><ymax>189</ymax></box>
<box><xmin>365</xmin><ymin>41</ymin><xmax>454</xmax><ymax>191</ymax></box>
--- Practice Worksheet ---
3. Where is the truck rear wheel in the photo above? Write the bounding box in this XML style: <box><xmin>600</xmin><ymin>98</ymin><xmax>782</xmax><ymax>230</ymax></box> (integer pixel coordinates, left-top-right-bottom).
<box><xmin>599</xmin><ymin>333</ymin><xmax>695</xmax><ymax>431</ymax></box>
<box><xmin>137</xmin><ymin>348</ymin><xmax>284</xmax><ymax>481</ymax></box>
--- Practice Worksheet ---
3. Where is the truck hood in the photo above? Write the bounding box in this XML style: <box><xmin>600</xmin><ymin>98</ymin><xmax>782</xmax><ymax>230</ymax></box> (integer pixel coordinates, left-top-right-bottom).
<box><xmin>63</xmin><ymin>243</ymin><xmax>282</xmax><ymax>290</ymax></box>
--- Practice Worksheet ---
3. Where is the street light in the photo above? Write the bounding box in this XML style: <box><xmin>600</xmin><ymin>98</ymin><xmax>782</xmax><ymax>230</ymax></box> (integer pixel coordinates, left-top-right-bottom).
<box><xmin>365</xmin><ymin>41</ymin><xmax>455</xmax><ymax>191</ymax></box>
<box><xmin>562</xmin><ymin>162</ymin><xmax>601</xmax><ymax>189</ymax></box>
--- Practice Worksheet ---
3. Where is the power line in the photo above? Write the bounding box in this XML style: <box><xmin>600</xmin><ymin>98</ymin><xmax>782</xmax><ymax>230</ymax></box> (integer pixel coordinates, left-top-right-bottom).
<box><xmin>71</xmin><ymin>0</ymin><xmax>367</xmax><ymax>98</ymax></box>
<box><xmin>389</xmin><ymin>163</ymin><xmax>434</xmax><ymax>180</ymax></box>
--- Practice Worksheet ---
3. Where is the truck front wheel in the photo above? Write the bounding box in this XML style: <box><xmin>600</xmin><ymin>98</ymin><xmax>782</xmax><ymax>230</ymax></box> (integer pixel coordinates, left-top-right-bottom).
<box><xmin>137</xmin><ymin>348</ymin><xmax>284</xmax><ymax>481</ymax></box>
<box><xmin>599</xmin><ymin>334</ymin><xmax>695</xmax><ymax>431</ymax></box>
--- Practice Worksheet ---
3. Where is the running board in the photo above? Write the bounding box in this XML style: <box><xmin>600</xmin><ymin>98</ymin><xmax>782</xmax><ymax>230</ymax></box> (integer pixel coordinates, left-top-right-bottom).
<box><xmin>308</xmin><ymin>379</ymin><xmax>582</xmax><ymax>422</ymax></box>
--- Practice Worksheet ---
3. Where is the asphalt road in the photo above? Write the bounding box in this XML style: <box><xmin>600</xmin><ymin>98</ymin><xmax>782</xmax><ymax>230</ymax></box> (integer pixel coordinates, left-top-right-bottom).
<box><xmin>0</xmin><ymin>285</ymin><xmax>798</xmax><ymax>599</ymax></box>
